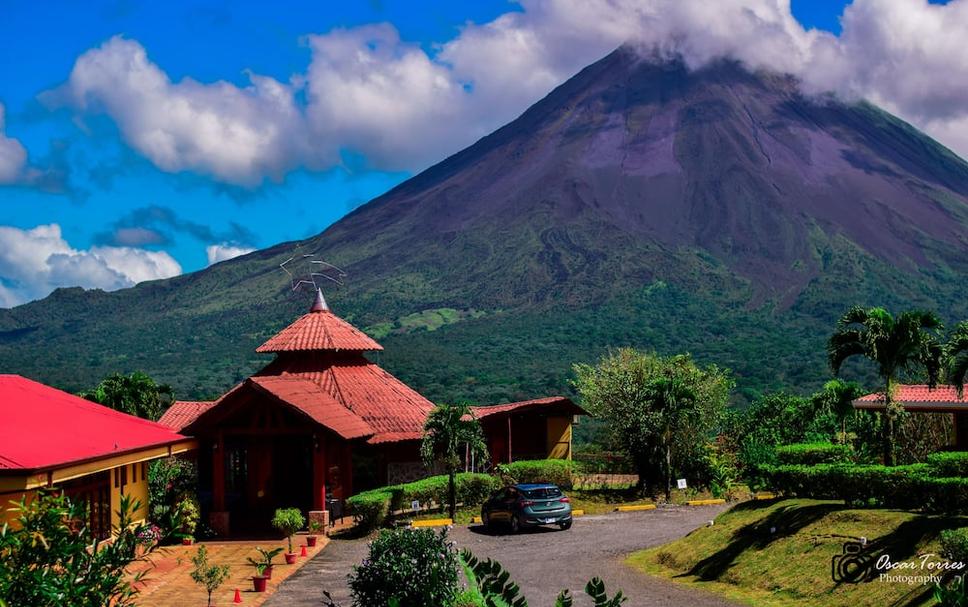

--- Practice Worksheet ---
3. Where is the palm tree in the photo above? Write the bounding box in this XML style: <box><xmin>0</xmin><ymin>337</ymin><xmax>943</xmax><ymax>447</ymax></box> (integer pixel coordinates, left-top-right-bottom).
<box><xmin>948</xmin><ymin>321</ymin><xmax>968</xmax><ymax>397</ymax></box>
<box><xmin>812</xmin><ymin>378</ymin><xmax>864</xmax><ymax>441</ymax></box>
<box><xmin>828</xmin><ymin>306</ymin><xmax>944</xmax><ymax>466</ymax></box>
<box><xmin>421</xmin><ymin>404</ymin><xmax>489</xmax><ymax>520</ymax></box>
<box><xmin>646</xmin><ymin>373</ymin><xmax>698</xmax><ymax>501</ymax></box>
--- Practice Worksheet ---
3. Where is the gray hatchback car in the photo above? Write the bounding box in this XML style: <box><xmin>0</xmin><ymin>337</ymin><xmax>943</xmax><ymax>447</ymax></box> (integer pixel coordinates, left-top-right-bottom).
<box><xmin>481</xmin><ymin>483</ymin><xmax>572</xmax><ymax>532</ymax></box>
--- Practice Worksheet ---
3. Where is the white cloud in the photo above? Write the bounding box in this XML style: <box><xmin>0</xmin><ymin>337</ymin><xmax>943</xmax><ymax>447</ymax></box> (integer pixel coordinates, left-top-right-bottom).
<box><xmin>51</xmin><ymin>36</ymin><xmax>319</xmax><ymax>186</ymax></box>
<box><xmin>51</xmin><ymin>0</ymin><xmax>968</xmax><ymax>185</ymax></box>
<box><xmin>0</xmin><ymin>103</ymin><xmax>28</xmax><ymax>184</ymax></box>
<box><xmin>206</xmin><ymin>243</ymin><xmax>255</xmax><ymax>265</ymax></box>
<box><xmin>0</xmin><ymin>224</ymin><xmax>181</xmax><ymax>308</ymax></box>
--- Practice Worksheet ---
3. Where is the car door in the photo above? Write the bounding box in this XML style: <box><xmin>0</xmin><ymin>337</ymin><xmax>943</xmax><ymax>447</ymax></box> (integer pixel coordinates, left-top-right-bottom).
<box><xmin>486</xmin><ymin>489</ymin><xmax>507</xmax><ymax>521</ymax></box>
<box><xmin>500</xmin><ymin>487</ymin><xmax>519</xmax><ymax>522</ymax></box>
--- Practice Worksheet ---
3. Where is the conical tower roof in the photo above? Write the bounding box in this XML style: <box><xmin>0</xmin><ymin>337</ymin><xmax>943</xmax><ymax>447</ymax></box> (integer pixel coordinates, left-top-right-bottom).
<box><xmin>256</xmin><ymin>289</ymin><xmax>383</xmax><ymax>353</ymax></box>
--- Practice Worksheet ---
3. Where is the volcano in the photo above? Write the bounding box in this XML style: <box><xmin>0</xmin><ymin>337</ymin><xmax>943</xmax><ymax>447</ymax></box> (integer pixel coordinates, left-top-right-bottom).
<box><xmin>2</xmin><ymin>47</ymin><xmax>967</xmax><ymax>402</ymax></box>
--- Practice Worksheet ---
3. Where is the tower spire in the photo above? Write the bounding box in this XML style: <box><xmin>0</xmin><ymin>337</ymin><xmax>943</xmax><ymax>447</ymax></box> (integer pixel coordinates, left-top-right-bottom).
<box><xmin>310</xmin><ymin>287</ymin><xmax>329</xmax><ymax>313</ymax></box>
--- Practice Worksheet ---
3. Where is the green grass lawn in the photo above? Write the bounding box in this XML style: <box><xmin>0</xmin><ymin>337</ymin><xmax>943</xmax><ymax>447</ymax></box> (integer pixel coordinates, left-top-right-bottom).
<box><xmin>627</xmin><ymin>498</ymin><xmax>968</xmax><ymax>607</ymax></box>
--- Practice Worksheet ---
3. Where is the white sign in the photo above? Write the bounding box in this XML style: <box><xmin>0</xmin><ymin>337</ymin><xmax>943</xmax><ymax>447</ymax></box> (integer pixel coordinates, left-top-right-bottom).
<box><xmin>677</xmin><ymin>478</ymin><xmax>687</xmax><ymax>490</ymax></box>
<box><xmin>411</xmin><ymin>500</ymin><xmax>420</xmax><ymax>512</ymax></box>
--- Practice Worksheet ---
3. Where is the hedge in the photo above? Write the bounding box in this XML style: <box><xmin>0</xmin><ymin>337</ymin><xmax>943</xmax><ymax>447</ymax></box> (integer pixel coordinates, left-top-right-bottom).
<box><xmin>775</xmin><ymin>443</ymin><xmax>852</xmax><ymax>466</ymax></box>
<box><xmin>497</xmin><ymin>459</ymin><xmax>574</xmax><ymax>489</ymax></box>
<box><xmin>761</xmin><ymin>463</ymin><xmax>968</xmax><ymax>512</ymax></box>
<box><xmin>346</xmin><ymin>473</ymin><xmax>501</xmax><ymax>531</ymax></box>
<box><xmin>927</xmin><ymin>452</ymin><xmax>968</xmax><ymax>478</ymax></box>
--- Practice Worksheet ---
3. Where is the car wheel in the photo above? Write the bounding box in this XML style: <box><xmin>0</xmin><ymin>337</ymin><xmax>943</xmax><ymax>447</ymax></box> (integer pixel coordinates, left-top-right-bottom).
<box><xmin>510</xmin><ymin>515</ymin><xmax>520</xmax><ymax>533</ymax></box>
<box><xmin>558</xmin><ymin>520</ymin><xmax>572</xmax><ymax>530</ymax></box>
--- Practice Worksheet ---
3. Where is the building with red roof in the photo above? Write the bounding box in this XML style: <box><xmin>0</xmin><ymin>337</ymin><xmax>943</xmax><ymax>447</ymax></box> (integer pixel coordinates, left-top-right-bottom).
<box><xmin>0</xmin><ymin>375</ymin><xmax>195</xmax><ymax>538</ymax></box>
<box><xmin>160</xmin><ymin>289</ymin><xmax>584</xmax><ymax>535</ymax></box>
<box><xmin>853</xmin><ymin>384</ymin><xmax>968</xmax><ymax>448</ymax></box>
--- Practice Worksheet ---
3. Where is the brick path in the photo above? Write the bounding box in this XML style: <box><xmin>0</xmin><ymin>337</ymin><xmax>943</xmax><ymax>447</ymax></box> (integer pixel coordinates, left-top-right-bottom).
<box><xmin>130</xmin><ymin>534</ymin><xmax>328</xmax><ymax>607</ymax></box>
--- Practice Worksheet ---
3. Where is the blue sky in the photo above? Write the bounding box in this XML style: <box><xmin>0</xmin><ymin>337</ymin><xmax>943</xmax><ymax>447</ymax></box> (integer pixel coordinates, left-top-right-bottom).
<box><xmin>0</xmin><ymin>0</ymin><xmax>963</xmax><ymax>307</ymax></box>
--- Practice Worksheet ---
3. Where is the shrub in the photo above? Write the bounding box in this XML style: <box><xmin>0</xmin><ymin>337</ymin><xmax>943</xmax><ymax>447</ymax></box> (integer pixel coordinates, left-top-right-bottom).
<box><xmin>920</xmin><ymin>477</ymin><xmax>968</xmax><ymax>513</ymax></box>
<box><xmin>271</xmin><ymin>508</ymin><xmax>305</xmax><ymax>554</ymax></box>
<box><xmin>775</xmin><ymin>443</ymin><xmax>852</xmax><ymax>466</ymax></box>
<box><xmin>348</xmin><ymin>528</ymin><xmax>460</xmax><ymax>607</ymax></box>
<box><xmin>177</xmin><ymin>497</ymin><xmax>200</xmax><ymax>538</ymax></box>
<box><xmin>346</xmin><ymin>490</ymin><xmax>393</xmax><ymax>532</ymax></box>
<box><xmin>928</xmin><ymin>452</ymin><xmax>968</xmax><ymax>478</ymax></box>
<box><xmin>940</xmin><ymin>529</ymin><xmax>968</xmax><ymax>564</ymax></box>
<box><xmin>148</xmin><ymin>457</ymin><xmax>197</xmax><ymax>540</ymax></box>
<box><xmin>497</xmin><ymin>459</ymin><xmax>574</xmax><ymax>489</ymax></box>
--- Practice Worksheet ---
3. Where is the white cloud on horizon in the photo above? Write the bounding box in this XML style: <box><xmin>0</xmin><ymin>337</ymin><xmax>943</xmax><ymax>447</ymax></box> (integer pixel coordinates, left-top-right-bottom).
<box><xmin>0</xmin><ymin>224</ymin><xmax>182</xmax><ymax>308</ymax></box>
<box><xmin>206</xmin><ymin>243</ymin><xmax>255</xmax><ymax>265</ymax></box>
<box><xmin>47</xmin><ymin>0</ymin><xmax>968</xmax><ymax>185</ymax></box>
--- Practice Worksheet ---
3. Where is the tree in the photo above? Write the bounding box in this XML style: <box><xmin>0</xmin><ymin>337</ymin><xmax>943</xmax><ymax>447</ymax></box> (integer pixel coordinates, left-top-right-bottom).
<box><xmin>828</xmin><ymin>306</ymin><xmax>944</xmax><ymax>466</ymax></box>
<box><xmin>948</xmin><ymin>321</ymin><xmax>968</xmax><ymax>397</ymax></box>
<box><xmin>190</xmin><ymin>546</ymin><xmax>230</xmax><ymax>607</ymax></box>
<box><xmin>812</xmin><ymin>378</ymin><xmax>865</xmax><ymax>441</ymax></box>
<box><xmin>81</xmin><ymin>371</ymin><xmax>173</xmax><ymax>421</ymax></box>
<box><xmin>421</xmin><ymin>403</ymin><xmax>489</xmax><ymax>520</ymax></box>
<box><xmin>0</xmin><ymin>492</ymin><xmax>153</xmax><ymax>607</ymax></box>
<box><xmin>573</xmin><ymin>349</ymin><xmax>733</xmax><ymax>497</ymax></box>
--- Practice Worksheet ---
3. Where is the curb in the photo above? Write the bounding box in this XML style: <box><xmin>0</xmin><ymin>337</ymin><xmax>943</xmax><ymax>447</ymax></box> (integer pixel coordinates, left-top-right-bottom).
<box><xmin>614</xmin><ymin>504</ymin><xmax>657</xmax><ymax>512</ymax></box>
<box><xmin>411</xmin><ymin>518</ymin><xmax>453</xmax><ymax>528</ymax></box>
<box><xmin>686</xmin><ymin>499</ymin><xmax>726</xmax><ymax>506</ymax></box>
<box><xmin>753</xmin><ymin>492</ymin><xmax>777</xmax><ymax>500</ymax></box>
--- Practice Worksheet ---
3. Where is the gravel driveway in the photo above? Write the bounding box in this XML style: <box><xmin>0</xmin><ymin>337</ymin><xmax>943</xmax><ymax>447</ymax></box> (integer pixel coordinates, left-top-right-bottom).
<box><xmin>266</xmin><ymin>505</ymin><xmax>741</xmax><ymax>606</ymax></box>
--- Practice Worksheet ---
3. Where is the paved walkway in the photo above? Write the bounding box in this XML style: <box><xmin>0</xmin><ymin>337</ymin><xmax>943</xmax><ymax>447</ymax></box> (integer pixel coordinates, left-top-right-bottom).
<box><xmin>132</xmin><ymin>534</ymin><xmax>327</xmax><ymax>607</ymax></box>
<box><xmin>267</xmin><ymin>506</ymin><xmax>742</xmax><ymax>606</ymax></box>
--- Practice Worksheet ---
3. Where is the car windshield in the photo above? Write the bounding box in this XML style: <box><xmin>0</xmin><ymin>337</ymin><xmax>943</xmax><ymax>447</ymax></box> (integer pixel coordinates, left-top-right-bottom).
<box><xmin>521</xmin><ymin>487</ymin><xmax>562</xmax><ymax>499</ymax></box>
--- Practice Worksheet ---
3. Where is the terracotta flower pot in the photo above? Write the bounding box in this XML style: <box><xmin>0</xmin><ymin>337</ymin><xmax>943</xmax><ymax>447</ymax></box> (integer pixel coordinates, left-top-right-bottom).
<box><xmin>306</xmin><ymin>535</ymin><xmax>318</xmax><ymax>547</ymax></box>
<box><xmin>285</xmin><ymin>553</ymin><xmax>297</xmax><ymax>565</ymax></box>
<box><xmin>252</xmin><ymin>575</ymin><xmax>268</xmax><ymax>592</ymax></box>
<box><xmin>181</xmin><ymin>538</ymin><xmax>193</xmax><ymax>546</ymax></box>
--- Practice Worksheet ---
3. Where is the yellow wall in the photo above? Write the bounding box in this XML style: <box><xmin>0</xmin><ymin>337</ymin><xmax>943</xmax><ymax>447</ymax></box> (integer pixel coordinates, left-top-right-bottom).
<box><xmin>546</xmin><ymin>416</ymin><xmax>573</xmax><ymax>459</ymax></box>
<box><xmin>0</xmin><ymin>490</ymin><xmax>33</xmax><ymax>528</ymax></box>
<box><xmin>110</xmin><ymin>462</ymin><xmax>150</xmax><ymax>529</ymax></box>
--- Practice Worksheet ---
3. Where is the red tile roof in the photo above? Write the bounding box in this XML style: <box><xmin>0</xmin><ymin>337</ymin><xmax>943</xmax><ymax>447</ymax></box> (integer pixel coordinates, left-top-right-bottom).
<box><xmin>256</xmin><ymin>309</ymin><xmax>383</xmax><ymax>353</ymax></box>
<box><xmin>257</xmin><ymin>353</ymin><xmax>435</xmax><ymax>444</ymax></box>
<box><xmin>248</xmin><ymin>376</ymin><xmax>374</xmax><ymax>439</ymax></box>
<box><xmin>854</xmin><ymin>384</ymin><xmax>968</xmax><ymax>410</ymax></box>
<box><xmin>159</xmin><ymin>401</ymin><xmax>215</xmax><ymax>432</ymax></box>
<box><xmin>0</xmin><ymin>375</ymin><xmax>192</xmax><ymax>472</ymax></box>
<box><xmin>470</xmin><ymin>396</ymin><xmax>586</xmax><ymax>420</ymax></box>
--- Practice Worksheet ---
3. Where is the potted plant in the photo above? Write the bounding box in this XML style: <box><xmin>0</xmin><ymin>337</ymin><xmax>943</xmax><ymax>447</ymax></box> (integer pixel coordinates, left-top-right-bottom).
<box><xmin>177</xmin><ymin>497</ymin><xmax>200</xmax><ymax>545</ymax></box>
<box><xmin>246</xmin><ymin>546</ymin><xmax>283</xmax><ymax>580</ymax></box>
<box><xmin>191</xmin><ymin>545</ymin><xmax>230</xmax><ymax>607</ymax></box>
<box><xmin>306</xmin><ymin>518</ymin><xmax>324</xmax><ymax>547</ymax></box>
<box><xmin>272</xmin><ymin>507</ymin><xmax>305</xmax><ymax>564</ymax></box>
<box><xmin>250</xmin><ymin>562</ymin><xmax>269</xmax><ymax>593</ymax></box>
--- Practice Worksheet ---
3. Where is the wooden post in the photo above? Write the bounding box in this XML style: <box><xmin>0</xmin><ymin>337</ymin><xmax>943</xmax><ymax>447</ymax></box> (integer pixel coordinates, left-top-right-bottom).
<box><xmin>341</xmin><ymin>442</ymin><xmax>353</xmax><ymax>499</ymax></box>
<box><xmin>313</xmin><ymin>434</ymin><xmax>327</xmax><ymax>511</ymax></box>
<box><xmin>507</xmin><ymin>416</ymin><xmax>513</xmax><ymax>463</ymax></box>
<box><xmin>212</xmin><ymin>432</ymin><xmax>225</xmax><ymax>511</ymax></box>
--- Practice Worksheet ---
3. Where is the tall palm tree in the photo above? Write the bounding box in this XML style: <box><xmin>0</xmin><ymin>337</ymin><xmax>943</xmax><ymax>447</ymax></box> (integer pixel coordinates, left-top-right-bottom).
<box><xmin>948</xmin><ymin>321</ymin><xmax>968</xmax><ymax>397</ymax></box>
<box><xmin>421</xmin><ymin>403</ymin><xmax>489</xmax><ymax>520</ymax></box>
<box><xmin>646</xmin><ymin>370</ymin><xmax>698</xmax><ymax>501</ymax></box>
<box><xmin>828</xmin><ymin>306</ymin><xmax>944</xmax><ymax>466</ymax></box>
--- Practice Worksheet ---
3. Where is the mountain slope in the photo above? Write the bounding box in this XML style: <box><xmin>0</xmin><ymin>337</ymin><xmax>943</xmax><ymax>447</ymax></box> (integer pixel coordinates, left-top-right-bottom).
<box><xmin>2</xmin><ymin>47</ymin><xmax>967</xmax><ymax>403</ymax></box>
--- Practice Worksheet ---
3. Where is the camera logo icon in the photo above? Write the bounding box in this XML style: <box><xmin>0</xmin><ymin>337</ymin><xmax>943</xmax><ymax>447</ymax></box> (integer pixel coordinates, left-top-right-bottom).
<box><xmin>831</xmin><ymin>541</ymin><xmax>874</xmax><ymax>583</ymax></box>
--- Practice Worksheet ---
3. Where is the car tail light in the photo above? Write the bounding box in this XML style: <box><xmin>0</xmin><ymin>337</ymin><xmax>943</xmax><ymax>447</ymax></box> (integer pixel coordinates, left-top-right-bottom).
<box><xmin>559</xmin><ymin>497</ymin><xmax>570</xmax><ymax>503</ymax></box>
<box><xmin>519</xmin><ymin>500</ymin><xmax>535</xmax><ymax>508</ymax></box>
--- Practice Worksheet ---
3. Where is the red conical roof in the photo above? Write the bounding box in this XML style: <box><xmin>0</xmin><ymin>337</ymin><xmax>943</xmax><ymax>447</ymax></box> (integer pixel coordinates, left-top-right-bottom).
<box><xmin>256</xmin><ymin>289</ymin><xmax>383</xmax><ymax>353</ymax></box>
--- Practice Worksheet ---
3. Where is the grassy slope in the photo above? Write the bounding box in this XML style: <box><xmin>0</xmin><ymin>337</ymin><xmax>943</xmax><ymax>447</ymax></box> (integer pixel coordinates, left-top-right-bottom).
<box><xmin>627</xmin><ymin>499</ymin><xmax>968</xmax><ymax>607</ymax></box>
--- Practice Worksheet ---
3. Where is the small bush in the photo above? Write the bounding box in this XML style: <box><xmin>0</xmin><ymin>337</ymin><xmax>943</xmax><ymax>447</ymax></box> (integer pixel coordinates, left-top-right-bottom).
<box><xmin>390</xmin><ymin>473</ymin><xmax>499</xmax><ymax>511</ymax></box>
<box><xmin>349</xmin><ymin>528</ymin><xmax>460</xmax><ymax>607</ymax></box>
<box><xmin>346</xmin><ymin>490</ymin><xmax>393</xmax><ymax>532</ymax></box>
<box><xmin>928</xmin><ymin>452</ymin><xmax>968</xmax><ymax>478</ymax></box>
<box><xmin>271</xmin><ymin>508</ymin><xmax>305</xmax><ymax>553</ymax></box>
<box><xmin>775</xmin><ymin>443</ymin><xmax>852</xmax><ymax>466</ymax></box>
<box><xmin>497</xmin><ymin>459</ymin><xmax>574</xmax><ymax>489</ymax></box>
<box><xmin>940</xmin><ymin>529</ymin><xmax>968</xmax><ymax>564</ymax></box>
